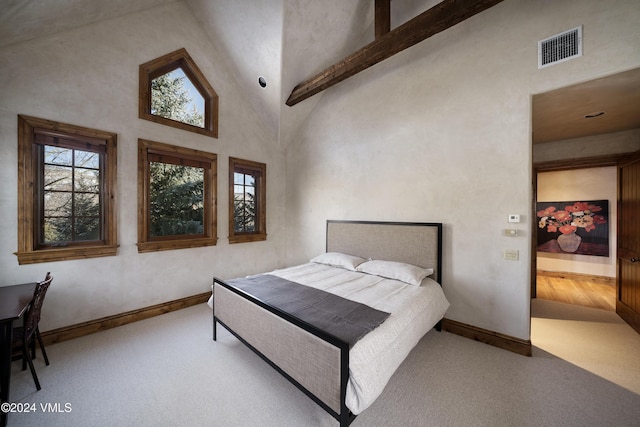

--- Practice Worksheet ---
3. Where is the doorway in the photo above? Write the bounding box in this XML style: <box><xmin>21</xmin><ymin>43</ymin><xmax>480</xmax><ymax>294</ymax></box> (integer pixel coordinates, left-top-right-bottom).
<box><xmin>530</xmin><ymin>67</ymin><xmax>640</xmax><ymax>308</ymax></box>
<box><xmin>530</xmin><ymin>68</ymin><xmax>640</xmax><ymax>343</ymax></box>
<box><xmin>534</xmin><ymin>165</ymin><xmax>617</xmax><ymax>311</ymax></box>
<box><xmin>530</xmin><ymin>69</ymin><xmax>640</xmax><ymax>393</ymax></box>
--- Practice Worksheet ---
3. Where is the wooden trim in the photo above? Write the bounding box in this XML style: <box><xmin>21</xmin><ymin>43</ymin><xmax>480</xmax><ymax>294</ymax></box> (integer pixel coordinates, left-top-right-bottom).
<box><xmin>441</xmin><ymin>318</ymin><xmax>532</xmax><ymax>357</ymax></box>
<box><xmin>41</xmin><ymin>292</ymin><xmax>211</xmax><ymax>346</ymax></box>
<box><xmin>139</xmin><ymin>48</ymin><xmax>218</xmax><ymax>138</ymax></box>
<box><xmin>16</xmin><ymin>115</ymin><xmax>118</xmax><ymax>265</ymax></box>
<box><xmin>375</xmin><ymin>0</ymin><xmax>391</xmax><ymax>39</ymax></box>
<box><xmin>537</xmin><ymin>270</ymin><xmax>616</xmax><ymax>286</ymax></box>
<box><xmin>286</xmin><ymin>0</ymin><xmax>504</xmax><ymax>106</ymax></box>
<box><xmin>533</xmin><ymin>153</ymin><xmax>629</xmax><ymax>172</ymax></box>
<box><xmin>15</xmin><ymin>246</ymin><xmax>119</xmax><ymax>265</ymax></box>
<box><xmin>616</xmin><ymin>150</ymin><xmax>640</xmax><ymax>334</ymax></box>
<box><xmin>137</xmin><ymin>138</ymin><xmax>218</xmax><ymax>253</ymax></box>
<box><xmin>617</xmin><ymin>298</ymin><xmax>640</xmax><ymax>335</ymax></box>
<box><xmin>228</xmin><ymin>157</ymin><xmax>267</xmax><ymax>244</ymax></box>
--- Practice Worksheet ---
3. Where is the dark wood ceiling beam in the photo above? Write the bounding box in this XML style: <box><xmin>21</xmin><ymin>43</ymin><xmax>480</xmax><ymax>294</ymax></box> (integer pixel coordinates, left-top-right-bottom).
<box><xmin>375</xmin><ymin>0</ymin><xmax>391</xmax><ymax>39</ymax></box>
<box><xmin>286</xmin><ymin>0</ymin><xmax>504</xmax><ymax>106</ymax></box>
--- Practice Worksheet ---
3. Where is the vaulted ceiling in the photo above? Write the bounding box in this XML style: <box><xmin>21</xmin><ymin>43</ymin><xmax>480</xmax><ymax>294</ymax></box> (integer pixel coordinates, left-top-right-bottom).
<box><xmin>0</xmin><ymin>0</ymin><xmax>477</xmax><ymax>146</ymax></box>
<box><xmin>2</xmin><ymin>0</ymin><xmax>638</xmax><ymax>147</ymax></box>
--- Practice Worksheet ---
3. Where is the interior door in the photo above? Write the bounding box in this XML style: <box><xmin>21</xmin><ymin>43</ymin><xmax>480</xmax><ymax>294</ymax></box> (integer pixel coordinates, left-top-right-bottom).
<box><xmin>617</xmin><ymin>150</ymin><xmax>640</xmax><ymax>334</ymax></box>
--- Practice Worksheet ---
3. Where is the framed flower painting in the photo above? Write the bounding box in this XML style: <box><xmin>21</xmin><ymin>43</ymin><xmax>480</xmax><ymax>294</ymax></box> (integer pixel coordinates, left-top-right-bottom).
<box><xmin>536</xmin><ymin>200</ymin><xmax>609</xmax><ymax>256</ymax></box>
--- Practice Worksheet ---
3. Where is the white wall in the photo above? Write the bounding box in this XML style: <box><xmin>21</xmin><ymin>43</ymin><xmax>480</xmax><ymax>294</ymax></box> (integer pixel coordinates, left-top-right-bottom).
<box><xmin>537</xmin><ymin>167</ymin><xmax>617</xmax><ymax>277</ymax></box>
<box><xmin>284</xmin><ymin>0</ymin><xmax>640</xmax><ymax>340</ymax></box>
<box><xmin>0</xmin><ymin>2</ymin><xmax>287</xmax><ymax>330</ymax></box>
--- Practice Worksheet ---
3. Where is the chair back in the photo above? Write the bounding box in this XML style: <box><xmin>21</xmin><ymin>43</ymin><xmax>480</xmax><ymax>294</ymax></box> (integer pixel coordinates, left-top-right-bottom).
<box><xmin>23</xmin><ymin>272</ymin><xmax>53</xmax><ymax>339</ymax></box>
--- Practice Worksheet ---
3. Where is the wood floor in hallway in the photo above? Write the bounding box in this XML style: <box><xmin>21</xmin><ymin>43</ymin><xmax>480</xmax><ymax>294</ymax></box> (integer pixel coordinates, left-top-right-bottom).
<box><xmin>536</xmin><ymin>271</ymin><xmax>616</xmax><ymax>311</ymax></box>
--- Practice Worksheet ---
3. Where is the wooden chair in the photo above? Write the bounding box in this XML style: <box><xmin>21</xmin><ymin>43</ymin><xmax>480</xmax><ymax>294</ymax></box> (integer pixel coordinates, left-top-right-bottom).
<box><xmin>12</xmin><ymin>272</ymin><xmax>53</xmax><ymax>390</ymax></box>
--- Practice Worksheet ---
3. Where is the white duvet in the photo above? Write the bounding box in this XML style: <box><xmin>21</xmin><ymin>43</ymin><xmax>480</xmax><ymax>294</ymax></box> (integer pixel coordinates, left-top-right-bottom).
<box><xmin>210</xmin><ymin>262</ymin><xmax>450</xmax><ymax>415</ymax></box>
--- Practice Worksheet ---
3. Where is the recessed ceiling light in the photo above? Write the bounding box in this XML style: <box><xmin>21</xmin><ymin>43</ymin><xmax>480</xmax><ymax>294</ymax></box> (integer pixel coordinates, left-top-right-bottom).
<box><xmin>584</xmin><ymin>111</ymin><xmax>605</xmax><ymax>118</ymax></box>
<box><xmin>258</xmin><ymin>76</ymin><xmax>267</xmax><ymax>88</ymax></box>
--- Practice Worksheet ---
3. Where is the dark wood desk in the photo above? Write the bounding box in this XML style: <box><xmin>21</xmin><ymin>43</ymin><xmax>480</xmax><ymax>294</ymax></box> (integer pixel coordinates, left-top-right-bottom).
<box><xmin>0</xmin><ymin>282</ymin><xmax>37</xmax><ymax>427</ymax></box>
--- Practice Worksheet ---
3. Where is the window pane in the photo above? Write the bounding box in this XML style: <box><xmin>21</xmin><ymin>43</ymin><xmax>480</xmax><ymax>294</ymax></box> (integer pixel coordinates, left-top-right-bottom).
<box><xmin>44</xmin><ymin>217</ymin><xmax>72</xmax><ymax>243</ymax></box>
<box><xmin>149</xmin><ymin>162</ymin><xmax>204</xmax><ymax>237</ymax></box>
<box><xmin>44</xmin><ymin>191</ymin><xmax>72</xmax><ymax>216</ymax></box>
<box><xmin>41</xmin><ymin>145</ymin><xmax>104</xmax><ymax>245</ymax></box>
<box><xmin>234</xmin><ymin>172</ymin><xmax>244</xmax><ymax>185</ymax></box>
<box><xmin>75</xmin><ymin>217</ymin><xmax>101</xmax><ymax>240</ymax></box>
<box><xmin>234</xmin><ymin>196</ymin><xmax>256</xmax><ymax>233</ymax></box>
<box><xmin>75</xmin><ymin>168</ymin><xmax>100</xmax><ymax>192</ymax></box>
<box><xmin>75</xmin><ymin>193</ymin><xmax>100</xmax><ymax>216</ymax></box>
<box><xmin>44</xmin><ymin>146</ymin><xmax>72</xmax><ymax>166</ymax></box>
<box><xmin>232</xmin><ymin>167</ymin><xmax>260</xmax><ymax>234</ymax></box>
<box><xmin>151</xmin><ymin>67</ymin><xmax>205</xmax><ymax>128</ymax></box>
<box><xmin>44</xmin><ymin>165</ymin><xmax>72</xmax><ymax>192</ymax></box>
<box><xmin>75</xmin><ymin>150</ymin><xmax>99</xmax><ymax>169</ymax></box>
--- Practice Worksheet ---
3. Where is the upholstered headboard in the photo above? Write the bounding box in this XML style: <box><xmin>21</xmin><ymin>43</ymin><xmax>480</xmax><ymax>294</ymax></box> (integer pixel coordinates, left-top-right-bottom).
<box><xmin>326</xmin><ymin>220</ymin><xmax>443</xmax><ymax>284</ymax></box>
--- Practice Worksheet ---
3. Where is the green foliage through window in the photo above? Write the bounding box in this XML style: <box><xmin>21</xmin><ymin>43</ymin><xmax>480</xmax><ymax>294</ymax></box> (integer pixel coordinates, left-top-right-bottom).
<box><xmin>149</xmin><ymin>162</ymin><xmax>204</xmax><ymax>237</ymax></box>
<box><xmin>151</xmin><ymin>68</ymin><xmax>205</xmax><ymax>128</ymax></box>
<box><xmin>137</xmin><ymin>138</ymin><xmax>217</xmax><ymax>252</ymax></box>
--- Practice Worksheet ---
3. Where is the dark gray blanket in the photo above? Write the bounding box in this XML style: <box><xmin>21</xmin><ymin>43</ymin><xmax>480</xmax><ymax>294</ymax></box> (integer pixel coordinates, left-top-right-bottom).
<box><xmin>226</xmin><ymin>274</ymin><xmax>390</xmax><ymax>348</ymax></box>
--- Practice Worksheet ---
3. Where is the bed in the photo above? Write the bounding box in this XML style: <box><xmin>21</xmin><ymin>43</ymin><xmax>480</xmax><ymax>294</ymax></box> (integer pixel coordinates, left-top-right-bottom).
<box><xmin>211</xmin><ymin>220</ymin><xmax>449</xmax><ymax>426</ymax></box>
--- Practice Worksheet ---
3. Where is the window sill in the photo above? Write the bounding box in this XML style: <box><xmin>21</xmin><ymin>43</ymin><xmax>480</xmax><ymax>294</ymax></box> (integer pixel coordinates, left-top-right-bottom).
<box><xmin>228</xmin><ymin>233</ymin><xmax>267</xmax><ymax>244</ymax></box>
<box><xmin>15</xmin><ymin>245</ymin><xmax>119</xmax><ymax>265</ymax></box>
<box><xmin>137</xmin><ymin>237</ymin><xmax>218</xmax><ymax>253</ymax></box>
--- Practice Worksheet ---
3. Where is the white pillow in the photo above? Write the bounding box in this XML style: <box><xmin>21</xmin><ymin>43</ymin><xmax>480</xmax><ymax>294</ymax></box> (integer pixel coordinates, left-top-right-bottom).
<box><xmin>356</xmin><ymin>260</ymin><xmax>434</xmax><ymax>286</ymax></box>
<box><xmin>310</xmin><ymin>252</ymin><xmax>367</xmax><ymax>271</ymax></box>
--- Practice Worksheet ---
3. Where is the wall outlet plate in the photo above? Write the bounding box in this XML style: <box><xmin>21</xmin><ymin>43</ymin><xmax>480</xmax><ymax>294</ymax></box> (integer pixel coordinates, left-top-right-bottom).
<box><xmin>504</xmin><ymin>249</ymin><xmax>519</xmax><ymax>260</ymax></box>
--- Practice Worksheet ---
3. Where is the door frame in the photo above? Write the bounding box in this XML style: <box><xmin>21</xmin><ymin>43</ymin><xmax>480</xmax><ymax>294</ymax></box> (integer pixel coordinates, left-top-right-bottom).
<box><xmin>616</xmin><ymin>150</ymin><xmax>640</xmax><ymax>333</ymax></box>
<box><xmin>531</xmin><ymin>153</ymin><xmax>632</xmax><ymax>299</ymax></box>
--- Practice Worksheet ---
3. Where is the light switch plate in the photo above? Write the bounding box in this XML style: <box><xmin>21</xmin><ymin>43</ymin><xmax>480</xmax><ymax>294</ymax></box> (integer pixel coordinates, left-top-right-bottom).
<box><xmin>504</xmin><ymin>249</ymin><xmax>519</xmax><ymax>260</ymax></box>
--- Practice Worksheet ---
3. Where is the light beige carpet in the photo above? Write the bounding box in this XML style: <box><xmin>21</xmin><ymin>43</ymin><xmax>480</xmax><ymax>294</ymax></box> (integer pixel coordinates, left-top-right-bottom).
<box><xmin>7</xmin><ymin>303</ymin><xmax>640</xmax><ymax>426</ymax></box>
<box><xmin>531</xmin><ymin>298</ymin><xmax>640</xmax><ymax>396</ymax></box>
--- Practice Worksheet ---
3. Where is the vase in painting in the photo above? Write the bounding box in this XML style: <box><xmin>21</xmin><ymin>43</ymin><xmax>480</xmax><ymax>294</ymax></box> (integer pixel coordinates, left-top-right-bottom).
<box><xmin>557</xmin><ymin>232</ymin><xmax>581</xmax><ymax>253</ymax></box>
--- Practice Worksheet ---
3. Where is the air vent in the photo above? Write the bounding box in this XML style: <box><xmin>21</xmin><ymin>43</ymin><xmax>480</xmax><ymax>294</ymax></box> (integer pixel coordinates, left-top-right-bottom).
<box><xmin>538</xmin><ymin>26</ymin><xmax>582</xmax><ymax>69</ymax></box>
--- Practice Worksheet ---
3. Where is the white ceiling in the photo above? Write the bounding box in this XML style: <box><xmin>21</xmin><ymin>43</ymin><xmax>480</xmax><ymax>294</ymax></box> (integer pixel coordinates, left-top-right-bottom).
<box><xmin>2</xmin><ymin>0</ymin><xmax>638</xmax><ymax>147</ymax></box>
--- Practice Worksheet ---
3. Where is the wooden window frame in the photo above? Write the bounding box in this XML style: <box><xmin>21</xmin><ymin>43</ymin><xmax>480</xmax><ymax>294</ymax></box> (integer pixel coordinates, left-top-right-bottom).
<box><xmin>229</xmin><ymin>157</ymin><xmax>266</xmax><ymax>244</ymax></box>
<box><xmin>16</xmin><ymin>115</ymin><xmax>118</xmax><ymax>264</ymax></box>
<box><xmin>139</xmin><ymin>48</ymin><xmax>219</xmax><ymax>138</ymax></box>
<box><xmin>137</xmin><ymin>139</ymin><xmax>217</xmax><ymax>252</ymax></box>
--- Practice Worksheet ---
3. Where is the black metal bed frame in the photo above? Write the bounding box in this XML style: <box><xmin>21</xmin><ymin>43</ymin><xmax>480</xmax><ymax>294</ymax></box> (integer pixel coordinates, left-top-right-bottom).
<box><xmin>213</xmin><ymin>278</ymin><xmax>355</xmax><ymax>426</ymax></box>
<box><xmin>212</xmin><ymin>220</ymin><xmax>443</xmax><ymax>426</ymax></box>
